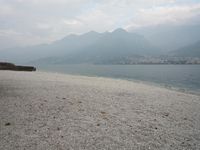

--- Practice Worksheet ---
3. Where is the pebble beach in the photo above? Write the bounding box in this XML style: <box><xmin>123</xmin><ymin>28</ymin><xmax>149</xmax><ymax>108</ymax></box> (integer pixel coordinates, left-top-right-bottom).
<box><xmin>0</xmin><ymin>71</ymin><xmax>200</xmax><ymax>150</ymax></box>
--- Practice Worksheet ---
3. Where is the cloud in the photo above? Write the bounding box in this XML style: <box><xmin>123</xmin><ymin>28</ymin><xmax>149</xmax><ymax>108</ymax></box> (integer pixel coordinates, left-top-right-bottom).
<box><xmin>0</xmin><ymin>0</ymin><xmax>200</xmax><ymax>49</ymax></box>
<box><xmin>0</xmin><ymin>29</ymin><xmax>50</xmax><ymax>50</ymax></box>
<box><xmin>126</xmin><ymin>3</ymin><xmax>200</xmax><ymax>30</ymax></box>
<box><xmin>0</xmin><ymin>1</ymin><xmax>14</xmax><ymax>17</ymax></box>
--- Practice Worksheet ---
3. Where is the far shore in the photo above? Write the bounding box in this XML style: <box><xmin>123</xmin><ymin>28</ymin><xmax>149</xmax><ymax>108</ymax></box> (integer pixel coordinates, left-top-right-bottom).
<box><xmin>0</xmin><ymin>70</ymin><xmax>200</xmax><ymax>149</ymax></box>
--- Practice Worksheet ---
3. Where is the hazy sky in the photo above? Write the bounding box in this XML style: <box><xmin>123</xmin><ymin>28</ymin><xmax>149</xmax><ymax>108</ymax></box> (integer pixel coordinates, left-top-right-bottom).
<box><xmin>0</xmin><ymin>0</ymin><xmax>200</xmax><ymax>49</ymax></box>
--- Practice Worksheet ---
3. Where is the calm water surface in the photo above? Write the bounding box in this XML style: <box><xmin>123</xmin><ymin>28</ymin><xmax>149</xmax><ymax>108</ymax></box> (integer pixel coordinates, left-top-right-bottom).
<box><xmin>39</xmin><ymin>64</ymin><xmax>200</xmax><ymax>94</ymax></box>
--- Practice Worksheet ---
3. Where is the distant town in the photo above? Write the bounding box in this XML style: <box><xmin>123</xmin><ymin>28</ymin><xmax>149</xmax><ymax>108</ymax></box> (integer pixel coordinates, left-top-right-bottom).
<box><xmin>103</xmin><ymin>56</ymin><xmax>200</xmax><ymax>65</ymax></box>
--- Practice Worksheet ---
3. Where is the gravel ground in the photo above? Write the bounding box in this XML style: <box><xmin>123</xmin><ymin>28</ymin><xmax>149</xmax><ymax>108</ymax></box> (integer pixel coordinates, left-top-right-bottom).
<box><xmin>0</xmin><ymin>71</ymin><xmax>200</xmax><ymax>150</ymax></box>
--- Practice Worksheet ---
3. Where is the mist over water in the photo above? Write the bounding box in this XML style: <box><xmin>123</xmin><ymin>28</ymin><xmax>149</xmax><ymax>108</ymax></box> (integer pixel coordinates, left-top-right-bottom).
<box><xmin>39</xmin><ymin>64</ymin><xmax>200</xmax><ymax>94</ymax></box>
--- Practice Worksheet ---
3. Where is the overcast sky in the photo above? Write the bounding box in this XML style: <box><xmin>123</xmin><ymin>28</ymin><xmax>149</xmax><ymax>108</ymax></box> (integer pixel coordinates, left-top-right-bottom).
<box><xmin>0</xmin><ymin>0</ymin><xmax>200</xmax><ymax>49</ymax></box>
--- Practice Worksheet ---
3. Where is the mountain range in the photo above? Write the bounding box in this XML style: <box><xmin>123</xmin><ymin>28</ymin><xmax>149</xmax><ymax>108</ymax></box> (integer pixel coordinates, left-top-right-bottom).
<box><xmin>1</xmin><ymin>28</ymin><xmax>159</xmax><ymax>64</ymax></box>
<box><xmin>0</xmin><ymin>25</ymin><xmax>200</xmax><ymax>65</ymax></box>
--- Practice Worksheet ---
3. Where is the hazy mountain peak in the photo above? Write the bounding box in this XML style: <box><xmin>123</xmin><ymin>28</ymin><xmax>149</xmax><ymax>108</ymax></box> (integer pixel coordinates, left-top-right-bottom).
<box><xmin>112</xmin><ymin>28</ymin><xmax>127</xmax><ymax>34</ymax></box>
<box><xmin>89</xmin><ymin>30</ymin><xmax>99</xmax><ymax>34</ymax></box>
<box><xmin>84</xmin><ymin>30</ymin><xmax>99</xmax><ymax>36</ymax></box>
<box><xmin>58</xmin><ymin>33</ymin><xmax>78</xmax><ymax>42</ymax></box>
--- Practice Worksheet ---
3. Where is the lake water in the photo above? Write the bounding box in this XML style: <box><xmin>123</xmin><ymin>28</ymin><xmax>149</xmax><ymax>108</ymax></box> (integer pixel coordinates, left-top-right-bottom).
<box><xmin>39</xmin><ymin>64</ymin><xmax>200</xmax><ymax>94</ymax></box>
